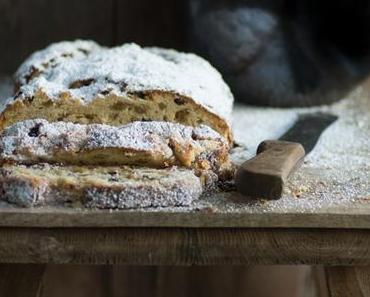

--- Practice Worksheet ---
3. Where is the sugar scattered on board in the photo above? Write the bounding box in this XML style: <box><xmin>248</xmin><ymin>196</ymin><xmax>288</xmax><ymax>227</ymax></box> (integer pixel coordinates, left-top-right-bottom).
<box><xmin>0</xmin><ymin>76</ymin><xmax>369</xmax><ymax>214</ymax></box>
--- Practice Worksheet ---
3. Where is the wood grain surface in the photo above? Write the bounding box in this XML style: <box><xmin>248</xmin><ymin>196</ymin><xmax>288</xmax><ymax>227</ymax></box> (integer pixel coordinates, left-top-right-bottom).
<box><xmin>0</xmin><ymin>264</ymin><xmax>45</xmax><ymax>297</ymax></box>
<box><xmin>42</xmin><ymin>265</ymin><xmax>110</xmax><ymax>297</ymax></box>
<box><xmin>235</xmin><ymin>140</ymin><xmax>306</xmax><ymax>199</ymax></box>
<box><xmin>42</xmin><ymin>265</ymin><xmax>308</xmax><ymax>297</ymax></box>
<box><xmin>1</xmin><ymin>206</ymin><xmax>370</xmax><ymax>229</ymax></box>
<box><xmin>325</xmin><ymin>267</ymin><xmax>370</xmax><ymax>297</ymax></box>
<box><xmin>0</xmin><ymin>227</ymin><xmax>369</xmax><ymax>265</ymax></box>
<box><xmin>0</xmin><ymin>0</ymin><xmax>186</xmax><ymax>74</ymax></box>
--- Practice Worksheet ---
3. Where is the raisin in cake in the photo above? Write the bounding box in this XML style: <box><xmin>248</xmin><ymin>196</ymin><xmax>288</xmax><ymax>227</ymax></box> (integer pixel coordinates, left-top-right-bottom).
<box><xmin>0</xmin><ymin>40</ymin><xmax>234</xmax><ymax>142</ymax></box>
<box><xmin>0</xmin><ymin>163</ymin><xmax>202</xmax><ymax>208</ymax></box>
<box><xmin>0</xmin><ymin>119</ymin><xmax>231</xmax><ymax>176</ymax></box>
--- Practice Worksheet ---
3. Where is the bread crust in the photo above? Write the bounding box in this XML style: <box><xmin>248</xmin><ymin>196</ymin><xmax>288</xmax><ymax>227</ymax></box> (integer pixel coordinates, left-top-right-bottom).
<box><xmin>1</xmin><ymin>41</ymin><xmax>234</xmax><ymax>142</ymax></box>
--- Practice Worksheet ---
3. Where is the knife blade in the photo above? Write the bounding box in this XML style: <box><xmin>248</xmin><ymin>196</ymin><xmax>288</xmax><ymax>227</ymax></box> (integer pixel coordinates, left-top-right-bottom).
<box><xmin>235</xmin><ymin>112</ymin><xmax>338</xmax><ymax>200</ymax></box>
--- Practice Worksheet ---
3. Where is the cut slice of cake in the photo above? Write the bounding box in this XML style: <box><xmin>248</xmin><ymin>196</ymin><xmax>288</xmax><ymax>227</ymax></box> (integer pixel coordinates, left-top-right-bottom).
<box><xmin>0</xmin><ymin>163</ymin><xmax>202</xmax><ymax>209</ymax></box>
<box><xmin>0</xmin><ymin>119</ymin><xmax>231</xmax><ymax>176</ymax></box>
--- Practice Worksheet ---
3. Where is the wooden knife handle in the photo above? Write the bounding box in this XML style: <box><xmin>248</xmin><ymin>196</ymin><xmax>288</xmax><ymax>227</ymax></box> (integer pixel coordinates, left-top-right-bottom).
<box><xmin>235</xmin><ymin>140</ymin><xmax>305</xmax><ymax>200</ymax></box>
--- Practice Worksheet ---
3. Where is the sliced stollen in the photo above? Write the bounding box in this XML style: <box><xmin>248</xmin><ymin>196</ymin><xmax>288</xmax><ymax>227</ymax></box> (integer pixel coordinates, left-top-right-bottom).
<box><xmin>0</xmin><ymin>119</ymin><xmax>231</xmax><ymax>176</ymax></box>
<box><xmin>0</xmin><ymin>164</ymin><xmax>202</xmax><ymax>208</ymax></box>
<box><xmin>0</xmin><ymin>40</ymin><xmax>234</xmax><ymax>142</ymax></box>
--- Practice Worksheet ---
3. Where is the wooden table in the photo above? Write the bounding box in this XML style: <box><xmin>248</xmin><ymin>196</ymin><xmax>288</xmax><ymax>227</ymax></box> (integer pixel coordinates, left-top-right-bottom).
<box><xmin>0</xmin><ymin>78</ymin><xmax>369</xmax><ymax>296</ymax></box>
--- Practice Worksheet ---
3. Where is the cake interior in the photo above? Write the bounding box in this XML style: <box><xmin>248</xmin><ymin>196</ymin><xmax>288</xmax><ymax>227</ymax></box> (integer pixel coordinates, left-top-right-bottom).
<box><xmin>0</xmin><ymin>91</ymin><xmax>232</xmax><ymax>143</ymax></box>
<box><xmin>0</xmin><ymin>164</ymin><xmax>202</xmax><ymax>208</ymax></box>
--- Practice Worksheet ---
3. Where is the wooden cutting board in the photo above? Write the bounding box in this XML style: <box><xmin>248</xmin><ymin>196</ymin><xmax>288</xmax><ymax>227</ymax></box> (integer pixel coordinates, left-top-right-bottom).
<box><xmin>0</xmin><ymin>76</ymin><xmax>369</xmax><ymax>229</ymax></box>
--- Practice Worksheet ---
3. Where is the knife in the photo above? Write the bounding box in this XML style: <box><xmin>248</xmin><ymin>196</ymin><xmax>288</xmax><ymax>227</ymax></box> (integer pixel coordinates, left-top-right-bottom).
<box><xmin>235</xmin><ymin>112</ymin><xmax>338</xmax><ymax>200</ymax></box>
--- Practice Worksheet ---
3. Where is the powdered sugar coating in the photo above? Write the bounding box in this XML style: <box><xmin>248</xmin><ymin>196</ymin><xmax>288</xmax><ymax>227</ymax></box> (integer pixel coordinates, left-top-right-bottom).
<box><xmin>86</xmin><ymin>170</ymin><xmax>202</xmax><ymax>209</ymax></box>
<box><xmin>0</xmin><ymin>119</ymin><xmax>228</xmax><ymax>168</ymax></box>
<box><xmin>0</xmin><ymin>164</ymin><xmax>203</xmax><ymax>209</ymax></box>
<box><xmin>11</xmin><ymin>41</ymin><xmax>234</xmax><ymax>124</ymax></box>
<box><xmin>0</xmin><ymin>176</ymin><xmax>46</xmax><ymax>207</ymax></box>
<box><xmin>0</xmin><ymin>78</ymin><xmax>369</xmax><ymax>218</ymax></box>
<box><xmin>15</xmin><ymin>40</ymin><xmax>100</xmax><ymax>86</ymax></box>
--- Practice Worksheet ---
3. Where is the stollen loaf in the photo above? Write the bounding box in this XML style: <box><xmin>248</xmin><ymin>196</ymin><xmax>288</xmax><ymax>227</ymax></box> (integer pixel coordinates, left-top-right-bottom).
<box><xmin>0</xmin><ymin>41</ymin><xmax>236</xmax><ymax>210</ymax></box>
<box><xmin>0</xmin><ymin>41</ymin><xmax>234</xmax><ymax>142</ymax></box>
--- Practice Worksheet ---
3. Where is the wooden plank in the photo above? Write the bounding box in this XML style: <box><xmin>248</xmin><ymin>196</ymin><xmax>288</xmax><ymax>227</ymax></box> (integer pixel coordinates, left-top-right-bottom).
<box><xmin>325</xmin><ymin>267</ymin><xmax>370</xmax><ymax>297</ymax></box>
<box><xmin>22</xmin><ymin>265</ymin><xmax>309</xmax><ymax>297</ymax></box>
<box><xmin>42</xmin><ymin>265</ymin><xmax>109</xmax><ymax>297</ymax></box>
<box><xmin>110</xmin><ymin>266</ymin><xmax>157</xmax><ymax>297</ymax></box>
<box><xmin>109</xmin><ymin>266</ymin><xmax>308</xmax><ymax>297</ymax></box>
<box><xmin>0</xmin><ymin>264</ymin><xmax>46</xmax><ymax>297</ymax></box>
<box><xmin>0</xmin><ymin>228</ymin><xmax>369</xmax><ymax>265</ymax></box>
<box><xmin>1</xmin><ymin>207</ymin><xmax>370</xmax><ymax>229</ymax></box>
<box><xmin>0</xmin><ymin>0</ymin><xmax>114</xmax><ymax>74</ymax></box>
<box><xmin>310</xmin><ymin>267</ymin><xmax>330</xmax><ymax>297</ymax></box>
<box><xmin>0</xmin><ymin>59</ymin><xmax>368</xmax><ymax>231</ymax></box>
<box><xmin>0</xmin><ymin>22</ymin><xmax>368</xmax><ymax>231</ymax></box>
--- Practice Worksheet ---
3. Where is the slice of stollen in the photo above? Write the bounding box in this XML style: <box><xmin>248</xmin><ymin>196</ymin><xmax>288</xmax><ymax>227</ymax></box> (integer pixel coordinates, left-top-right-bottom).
<box><xmin>0</xmin><ymin>119</ymin><xmax>231</xmax><ymax>177</ymax></box>
<box><xmin>0</xmin><ymin>163</ymin><xmax>203</xmax><ymax>209</ymax></box>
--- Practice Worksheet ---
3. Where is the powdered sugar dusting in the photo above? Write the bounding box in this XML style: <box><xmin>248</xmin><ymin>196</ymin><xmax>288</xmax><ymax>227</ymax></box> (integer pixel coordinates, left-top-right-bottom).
<box><xmin>15</xmin><ymin>40</ymin><xmax>100</xmax><ymax>86</ymax></box>
<box><xmin>0</xmin><ymin>78</ymin><xmax>369</xmax><ymax>221</ymax></box>
<box><xmin>0</xmin><ymin>119</ymin><xmax>227</xmax><ymax>169</ymax></box>
<box><xmin>10</xmin><ymin>41</ymin><xmax>233</xmax><ymax>124</ymax></box>
<box><xmin>217</xmin><ymin>86</ymin><xmax>370</xmax><ymax>214</ymax></box>
<box><xmin>0</xmin><ymin>164</ymin><xmax>203</xmax><ymax>209</ymax></box>
<box><xmin>86</xmin><ymin>168</ymin><xmax>202</xmax><ymax>209</ymax></box>
<box><xmin>96</xmin><ymin>86</ymin><xmax>369</xmax><ymax>215</ymax></box>
<box><xmin>86</xmin><ymin>166</ymin><xmax>203</xmax><ymax>209</ymax></box>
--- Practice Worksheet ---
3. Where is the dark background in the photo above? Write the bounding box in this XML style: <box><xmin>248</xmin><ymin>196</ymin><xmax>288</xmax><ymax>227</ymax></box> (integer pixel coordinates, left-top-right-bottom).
<box><xmin>3</xmin><ymin>0</ymin><xmax>370</xmax><ymax>106</ymax></box>
<box><xmin>0</xmin><ymin>0</ymin><xmax>187</xmax><ymax>74</ymax></box>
